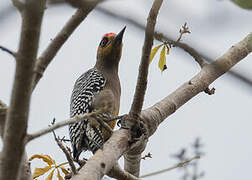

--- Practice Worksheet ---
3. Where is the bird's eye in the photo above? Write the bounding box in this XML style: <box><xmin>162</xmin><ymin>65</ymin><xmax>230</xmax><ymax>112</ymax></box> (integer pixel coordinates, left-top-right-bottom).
<box><xmin>100</xmin><ymin>37</ymin><xmax>109</xmax><ymax>47</ymax></box>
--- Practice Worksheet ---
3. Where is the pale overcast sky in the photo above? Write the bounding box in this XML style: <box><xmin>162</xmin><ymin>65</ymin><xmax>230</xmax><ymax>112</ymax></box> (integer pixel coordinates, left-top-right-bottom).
<box><xmin>0</xmin><ymin>0</ymin><xmax>252</xmax><ymax>180</ymax></box>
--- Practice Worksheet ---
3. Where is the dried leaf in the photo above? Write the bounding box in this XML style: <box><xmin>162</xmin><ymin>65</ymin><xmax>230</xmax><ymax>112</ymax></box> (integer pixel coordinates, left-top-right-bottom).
<box><xmin>158</xmin><ymin>46</ymin><xmax>167</xmax><ymax>72</ymax></box>
<box><xmin>57</xmin><ymin>169</ymin><xmax>64</xmax><ymax>180</ymax></box>
<box><xmin>32</xmin><ymin>166</ymin><xmax>52</xmax><ymax>178</ymax></box>
<box><xmin>29</xmin><ymin>154</ymin><xmax>55</xmax><ymax>166</ymax></box>
<box><xmin>60</xmin><ymin>166</ymin><xmax>69</xmax><ymax>175</ymax></box>
<box><xmin>45</xmin><ymin>169</ymin><xmax>55</xmax><ymax>180</ymax></box>
<box><xmin>149</xmin><ymin>44</ymin><xmax>163</xmax><ymax>64</ymax></box>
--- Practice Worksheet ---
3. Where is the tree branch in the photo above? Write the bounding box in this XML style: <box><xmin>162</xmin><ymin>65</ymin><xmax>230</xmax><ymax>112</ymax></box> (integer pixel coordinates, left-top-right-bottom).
<box><xmin>107</xmin><ymin>162</ymin><xmax>139</xmax><ymax>180</ymax></box>
<box><xmin>125</xmin><ymin>0</ymin><xmax>163</xmax><ymax>177</ymax></box>
<box><xmin>32</xmin><ymin>0</ymin><xmax>103</xmax><ymax>90</ymax></box>
<box><xmin>0</xmin><ymin>45</ymin><xmax>17</xmax><ymax>58</ymax></box>
<box><xmin>140</xmin><ymin>156</ymin><xmax>200</xmax><ymax>178</ymax></box>
<box><xmin>141</xmin><ymin>33</ymin><xmax>252</xmax><ymax>137</ymax></box>
<box><xmin>0</xmin><ymin>101</ymin><xmax>32</xmax><ymax>180</ymax></box>
<box><xmin>0</xmin><ymin>1</ymin><xmax>46</xmax><ymax>180</ymax></box>
<box><xmin>53</xmin><ymin>132</ymin><xmax>77</xmax><ymax>175</ymax></box>
<box><xmin>72</xmin><ymin>33</ymin><xmax>252</xmax><ymax>180</ymax></box>
<box><xmin>129</xmin><ymin>0</ymin><xmax>163</xmax><ymax>116</ymax></box>
<box><xmin>71</xmin><ymin>129</ymin><xmax>130</xmax><ymax>180</ymax></box>
<box><xmin>166</xmin><ymin>39</ymin><xmax>207</xmax><ymax>68</ymax></box>
<box><xmin>26</xmin><ymin>112</ymin><xmax>99</xmax><ymax>142</ymax></box>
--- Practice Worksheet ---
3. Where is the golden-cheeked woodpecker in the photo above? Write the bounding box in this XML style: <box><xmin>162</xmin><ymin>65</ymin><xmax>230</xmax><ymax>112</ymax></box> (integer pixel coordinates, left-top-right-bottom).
<box><xmin>69</xmin><ymin>27</ymin><xmax>126</xmax><ymax>160</ymax></box>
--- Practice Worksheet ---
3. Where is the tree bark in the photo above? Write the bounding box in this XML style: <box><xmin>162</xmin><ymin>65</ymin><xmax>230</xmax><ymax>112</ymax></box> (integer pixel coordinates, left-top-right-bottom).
<box><xmin>0</xmin><ymin>1</ymin><xmax>46</xmax><ymax>180</ymax></box>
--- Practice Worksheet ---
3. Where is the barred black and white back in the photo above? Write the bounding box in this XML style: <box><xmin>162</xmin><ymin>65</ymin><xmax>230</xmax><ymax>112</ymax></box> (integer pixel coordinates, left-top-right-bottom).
<box><xmin>69</xmin><ymin>68</ymin><xmax>106</xmax><ymax>160</ymax></box>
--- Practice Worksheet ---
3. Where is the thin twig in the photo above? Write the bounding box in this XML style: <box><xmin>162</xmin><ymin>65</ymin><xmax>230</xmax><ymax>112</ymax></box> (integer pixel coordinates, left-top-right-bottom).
<box><xmin>26</xmin><ymin>112</ymin><xmax>124</xmax><ymax>142</ymax></box>
<box><xmin>166</xmin><ymin>38</ymin><xmax>207</xmax><ymax>68</ymax></box>
<box><xmin>176</xmin><ymin>22</ymin><xmax>191</xmax><ymax>43</ymax></box>
<box><xmin>26</xmin><ymin>112</ymin><xmax>96</xmax><ymax>142</ymax></box>
<box><xmin>0</xmin><ymin>45</ymin><xmax>16</xmax><ymax>57</ymax></box>
<box><xmin>140</xmin><ymin>156</ymin><xmax>200</xmax><ymax>178</ymax></box>
<box><xmin>52</xmin><ymin>129</ymin><xmax>77</xmax><ymax>175</ymax></box>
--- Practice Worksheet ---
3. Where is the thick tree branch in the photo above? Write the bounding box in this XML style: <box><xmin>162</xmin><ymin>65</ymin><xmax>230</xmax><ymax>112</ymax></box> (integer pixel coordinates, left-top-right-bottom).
<box><xmin>141</xmin><ymin>33</ymin><xmax>252</xmax><ymax>137</ymax></box>
<box><xmin>18</xmin><ymin>153</ymin><xmax>32</xmax><ymax>180</ymax></box>
<box><xmin>95</xmin><ymin>6</ymin><xmax>252</xmax><ymax>88</ymax></box>
<box><xmin>71</xmin><ymin>129</ymin><xmax>130</xmax><ymax>180</ymax></box>
<box><xmin>72</xmin><ymin>33</ymin><xmax>252</xmax><ymax>180</ymax></box>
<box><xmin>126</xmin><ymin>0</ymin><xmax>163</xmax><ymax>177</ymax></box>
<box><xmin>32</xmin><ymin>0</ymin><xmax>103</xmax><ymax>90</ymax></box>
<box><xmin>0</xmin><ymin>1</ymin><xmax>46</xmax><ymax>180</ymax></box>
<box><xmin>0</xmin><ymin>101</ymin><xmax>32</xmax><ymax>180</ymax></box>
<box><xmin>107</xmin><ymin>162</ymin><xmax>139</xmax><ymax>180</ymax></box>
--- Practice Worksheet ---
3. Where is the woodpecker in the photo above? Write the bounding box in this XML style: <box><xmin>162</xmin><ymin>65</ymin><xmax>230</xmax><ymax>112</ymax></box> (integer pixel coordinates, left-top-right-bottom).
<box><xmin>69</xmin><ymin>27</ymin><xmax>126</xmax><ymax>160</ymax></box>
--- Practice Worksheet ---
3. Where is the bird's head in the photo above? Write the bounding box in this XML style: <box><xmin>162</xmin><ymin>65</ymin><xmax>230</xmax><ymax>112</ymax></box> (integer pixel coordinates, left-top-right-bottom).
<box><xmin>96</xmin><ymin>26</ymin><xmax>126</xmax><ymax>70</ymax></box>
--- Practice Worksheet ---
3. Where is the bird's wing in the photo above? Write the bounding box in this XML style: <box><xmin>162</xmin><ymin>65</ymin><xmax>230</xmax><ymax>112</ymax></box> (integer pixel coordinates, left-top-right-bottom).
<box><xmin>69</xmin><ymin>68</ymin><xmax>106</xmax><ymax>159</ymax></box>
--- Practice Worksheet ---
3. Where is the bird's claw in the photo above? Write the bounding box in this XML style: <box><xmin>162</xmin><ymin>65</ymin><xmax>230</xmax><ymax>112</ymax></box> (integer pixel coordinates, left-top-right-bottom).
<box><xmin>117</xmin><ymin>119</ymin><xmax>130</xmax><ymax>129</ymax></box>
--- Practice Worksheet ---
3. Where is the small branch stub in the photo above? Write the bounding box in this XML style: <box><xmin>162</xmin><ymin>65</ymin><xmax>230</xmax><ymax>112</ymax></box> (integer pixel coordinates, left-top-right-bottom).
<box><xmin>141</xmin><ymin>152</ymin><xmax>152</xmax><ymax>160</ymax></box>
<box><xmin>204</xmin><ymin>87</ymin><xmax>215</xmax><ymax>95</ymax></box>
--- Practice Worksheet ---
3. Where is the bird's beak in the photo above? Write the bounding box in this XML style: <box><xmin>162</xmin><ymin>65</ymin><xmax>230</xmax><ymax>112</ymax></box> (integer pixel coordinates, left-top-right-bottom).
<box><xmin>112</xmin><ymin>26</ymin><xmax>126</xmax><ymax>45</ymax></box>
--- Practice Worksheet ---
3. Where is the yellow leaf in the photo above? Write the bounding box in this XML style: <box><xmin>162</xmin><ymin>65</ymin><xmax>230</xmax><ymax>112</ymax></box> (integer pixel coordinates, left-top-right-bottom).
<box><xmin>57</xmin><ymin>169</ymin><xmax>64</xmax><ymax>180</ymax></box>
<box><xmin>45</xmin><ymin>169</ymin><xmax>55</xmax><ymax>180</ymax></box>
<box><xmin>60</xmin><ymin>167</ymin><xmax>69</xmax><ymax>175</ymax></box>
<box><xmin>166</xmin><ymin>46</ymin><xmax>170</xmax><ymax>55</ymax></box>
<box><xmin>158</xmin><ymin>46</ymin><xmax>167</xmax><ymax>72</ymax></box>
<box><xmin>32</xmin><ymin>166</ymin><xmax>52</xmax><ymax>178</ymax></box>
<box><xmin>149</xmin><ymin>44</ymin><xmax>163</xmax><ymax>64</ymax></box>
<box><xmin>29</xmin><ymin>154</ymin><xmax>55</xmax><ymax>166</ymax></box>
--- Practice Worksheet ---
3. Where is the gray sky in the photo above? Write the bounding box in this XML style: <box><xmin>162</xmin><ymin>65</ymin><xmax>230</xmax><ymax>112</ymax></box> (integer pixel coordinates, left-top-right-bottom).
<box><xmin>0</xmin><ymin>0</ymin><xmax>252</xmax><ymax>179</ymax></box>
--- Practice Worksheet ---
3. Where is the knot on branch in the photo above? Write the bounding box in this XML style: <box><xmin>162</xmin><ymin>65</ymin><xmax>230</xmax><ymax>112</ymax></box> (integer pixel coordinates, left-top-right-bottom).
<box><xmin>121</xmin><ymin>114</ymin><xmax>147</xmax><ymax>140</ymax></box>
<box><xmin>119</xmin><ymin>114</ymin><xmax>148</xmax><ymax>155</ymax></box>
